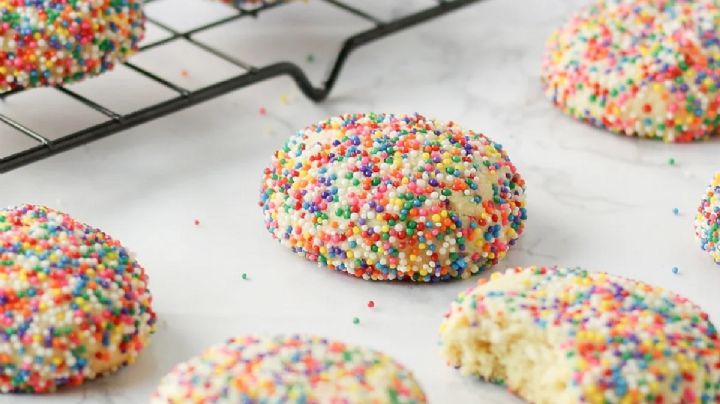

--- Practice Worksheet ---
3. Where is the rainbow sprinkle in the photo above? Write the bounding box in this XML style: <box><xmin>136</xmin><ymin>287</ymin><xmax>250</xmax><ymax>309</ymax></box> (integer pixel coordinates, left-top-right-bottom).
<box><xmin>542</xmin><ymin>0</ymin><xmax>720</xmax><ymax>142</ymax></box>
<box><xmin>151</xmin><ymin>335</ymin><xmax>427</xmax><ymax>403</ymax></box>
<box><xmin>0</xmin><ymin>1</ymin><xmax>145</xmax><ymax>92</ymax></box>
<box><xmin>440</xmin><ymin>266</ymin><xmax>720</xmax><ymax>403</ymax></box>
<box><xmin>696</xmin><ymin>172</ymin><xmax>720</xmax><ymax>264</ymax></box>
<box><xmin>259</xmin><ymin>113</ymin><xmax>527</xmax><ymax>282</ymax></box>
<box><xmin>0</xmin><ymin>204</ymin><xmax>156</xmax><ymax>393</ymax></box>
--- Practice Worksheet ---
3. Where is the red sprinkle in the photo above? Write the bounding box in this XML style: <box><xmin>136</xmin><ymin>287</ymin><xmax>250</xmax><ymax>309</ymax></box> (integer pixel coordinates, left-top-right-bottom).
<box><xmin>367</xmin><ymin>300</ymin><xmax>375</xmax><ymax>308</ymax></box>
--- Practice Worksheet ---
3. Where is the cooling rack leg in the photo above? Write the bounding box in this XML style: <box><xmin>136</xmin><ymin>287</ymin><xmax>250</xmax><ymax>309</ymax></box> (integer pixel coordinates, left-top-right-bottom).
<box><xmin>312</xmin><ymin>0</ymin><xmax>484</xmax><ymax>101</ymax></box>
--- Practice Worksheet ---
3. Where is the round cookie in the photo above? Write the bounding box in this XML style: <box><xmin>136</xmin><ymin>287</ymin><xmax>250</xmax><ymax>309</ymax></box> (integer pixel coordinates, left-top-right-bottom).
<box><xmin>151</xmin><ymin>335</ymin><xmax>427</xmax><ymax>403</ymax></box>
<box><xmin>542</xmin><ymin>0</ymin><xmax>720</xmax><ymax>142</ymax></box>
<box><xmin>0</xmin><ymin>1</ymin><xmax>145</xmax><ymax>92</ymax></box>
<box><xmin>260</xmin><ymin>113</ymin><xmax>527</xmax><ymax>282</ymax></box>
<box><xmin>0</xmin><ymin>204</ymin><xmax>156</xmax><ymax>393</ymax></box>
<box><xmin>439</xmin><ymin>266</ymin><xmax>720</xmax><ymax>404</ymax></box>
<box><xmin>696</xmin><ymin>172</ymin><xmax>720</xmax><ymax>264</ymax></box>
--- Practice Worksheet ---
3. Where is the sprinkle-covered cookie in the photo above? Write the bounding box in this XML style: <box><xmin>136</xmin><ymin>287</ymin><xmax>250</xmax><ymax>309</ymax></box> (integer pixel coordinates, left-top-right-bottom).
<box><xmin>259</xmin><ymin>113</ymin><xmax>527</xmax><ymax>282</ymax></box>
<box><xmin>151</xmin><ymin>335</ymin><xmax>427</xmax><ymax>403</ymax></box>
<box><xmin>0</xmin><ymin>1</ymin><xmax>145</xmax><ymax>92</ymax></box>
<box><xmin>439</xmin><ymin>266</ymin><xmax>720</xmax><ymax>404</ymax></box>
<box><xmin>696</xmin><ymin>172</ymin><xmax>720</xmax><ymax>264</ymax></box>
<box><xmin>0</xmin><ymin>204</ymin><xmax>156</xmax><ymax>393</ymax></box>
<box><xmin>542</xmin><ymin>0</ymin><xmax>720</xmax><ymax>142</ymax></box>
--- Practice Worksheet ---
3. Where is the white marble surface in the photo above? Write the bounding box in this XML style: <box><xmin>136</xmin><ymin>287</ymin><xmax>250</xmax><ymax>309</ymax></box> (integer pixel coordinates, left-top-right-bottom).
<box><xmin>1</xmin><ymin>0</ymin><xmax>720</xmax><ymax>403</ymax></box>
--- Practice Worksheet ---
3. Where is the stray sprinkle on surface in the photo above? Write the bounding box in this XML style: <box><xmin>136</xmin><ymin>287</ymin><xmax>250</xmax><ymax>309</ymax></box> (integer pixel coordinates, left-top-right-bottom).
<box><xmin>242</xmin><ymin>273</ymin><xmax>249</xmax><ymax>280</ymax></box>
<box><xmin>279</xmin><ymin>95</ymin><xmax>289</xmax><ymax>104</ymax></box>
<box><xmin>306</xmin><ymin>54</ymin><xmax>315</xmax><ymax>63</ymax></box>
<box><xmin>368</xmin><ymin>300</ymin><xmax>375</xmax><ymax>308</ymax></box>
<box><xmin>672</xmin><ymin>266</ymin><xmax>679</xmax><ymax>274</ymax></box>
<box><xmin>259</xmin><ymin>107</ymin><xmax>267</xmax><ymax>115</ymax></box>
<box><xmin>194</xmin><ymin>219</ymin><xmax>200</xmax><ymax>226</ymax></box>
<box><xmin>672</xmin><ymin>208</ymin><xmax>680</xmax><ymax>216</ymax></box>
<box><xmin>352</xmin><ymin>317</ymin><xmax>360</xmax><ymax>325</ymax></box>
<box><xmin>668</xmin><ymin>158</ymin><xmax>676</xmax><ymax>166</ymax></box>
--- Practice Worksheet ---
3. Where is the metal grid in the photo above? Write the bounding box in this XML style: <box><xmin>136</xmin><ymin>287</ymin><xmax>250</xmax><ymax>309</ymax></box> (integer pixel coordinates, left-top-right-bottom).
<box><xmin>0</xmin><ymin>0</ymin><xmax>481</xmax><ymax>173</ymax></box>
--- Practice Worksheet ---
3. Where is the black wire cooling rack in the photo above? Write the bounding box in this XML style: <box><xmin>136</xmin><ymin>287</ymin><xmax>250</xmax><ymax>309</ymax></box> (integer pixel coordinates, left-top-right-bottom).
<box><xmin>0</xmin><ymin>0</ymin><xmax>481</xmax><ymax>173</ymax></box>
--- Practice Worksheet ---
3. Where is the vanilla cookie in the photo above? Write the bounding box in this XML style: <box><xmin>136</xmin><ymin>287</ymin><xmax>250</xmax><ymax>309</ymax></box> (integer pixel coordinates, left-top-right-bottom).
<box><xmin>542</xmin><ymin>0</ymin><xmax>720</xmax><ymax>142</ymax></box>
<box><xmin>0</xmin><ymin>1</ymin><xmax>144</xmax><ymax>91</ymax></box>
<box><xmin>0</xmin><ymin>204</ymin><xmax>156</xmax><ymax>392</ymax></box>
<box><xmin>152</xmin><ymin>335</ymin><xmax>426</xmax><ymax>403</ymax></box>
<box><xmin>260</xmin><ymin>113</ymin><xmax>527</xmax><ymax>281</ymax></box>
<box><xmin>696</xmin><ymin>172</ymin><xmax>720</xmax><ymax>264</ymax></box>
<box><xmin>439</xmin><ymin>266</ymin><xmax>720</xmax><ymax>404</ymax></box>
